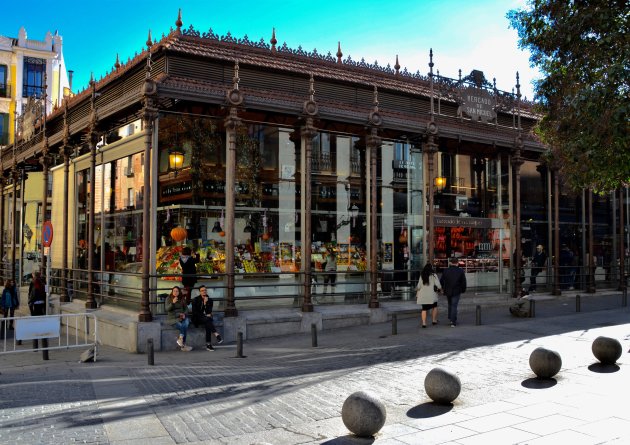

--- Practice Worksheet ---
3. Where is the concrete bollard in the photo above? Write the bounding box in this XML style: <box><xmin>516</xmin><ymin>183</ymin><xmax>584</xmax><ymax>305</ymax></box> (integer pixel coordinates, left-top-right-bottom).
<box><xmin>622</xmin><ymin>285</ymin><xmax>627</xmax><ymax>307</ymax></box>
<box><xmin>475</xmin><ymin>305</ymin><xmax>481</xmax><ymax>325</ymax></box>
<box><xmin>311</xmin><ymin>323</ymin><xmax>318</xmax><ymax>348</ymax></box>
<box><xmin>529</xmin><ymin>299</ymin><xmax>536</xmax><ymax>318</ymax></box>
<box><xmin>391</xmin><ymin>314</ymin><xmax>397</xmax><ymax>335</ymax></box>
<box><xmin>424</xmin><ymin>367</ymin><xmax>461</xmax><ymax>404</ymax></box>
<box><xmin>341</xmin><ymin>391</ymin><xmax>386</xmax><ymax>437</ymax></box>
<box><xmin>529</xmin><ymin>347</ymin><xmax>562</xmax><ymax>379</ymax></box>
<box><xmin>576</xmin><ymin>294</ymin><xmax>581</xmax><ymax>312</ymax></box>
<box><xmin>147</xmin><ymin>338</ymin><xmax>154</xmax><ymax>366</ymax></box>
<box><xmin>236</xmin><ymin>332</ymin><xmax>244</xmax><ymax>358</ymax></box>
<box><xmin>592</xmin><ymin>336</ymin><xmax>622</xmax><ymax>364</ymax></box>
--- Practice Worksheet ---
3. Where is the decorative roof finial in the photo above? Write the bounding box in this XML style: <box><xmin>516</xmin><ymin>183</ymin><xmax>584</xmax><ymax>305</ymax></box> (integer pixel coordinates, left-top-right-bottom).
<box><xmin>175</xmin><ymin>8</ymin><xmax>183</xmax><ymax>33</ymax></box>
<box><xmin>516</xmin><ymin>71</ymin><xmax>521</xmax><ymax>98</ymax></box>
<box><xmin>270</xmin><ymin>28</ymin><xmax>277</xmax><ymax>53</ymax></box>
<box><xmin>89</xmin><ymin>72</ymin><xmax>94</xmax><ymax>85</ymax></box>
<box><xmin>336</xmin><ymin>41</ymin><xmax>343</xmax><ymax>64</ymax></box>
<box><xmin>146</xmin><ymin>30</ymin><xmax>153</xmax><ymax>48</ymax></box>
<box><xmin>302</xmin><ymin>73</ymin><xmax>318</xmax><ymax>116</ymax></box>
<box><xmin>114</xmin><ymin>53</ymin><xmax>121</xmax><ymax>70</ymax></box>
<box><xmin>394</xmin><ymin>55</ymin><xmax>400</xmax><ymax>75</ymax></box>
<box><xmin>429</xmin><ymin>48</ymin><xmax>434</xmax><ymax>74</ymax></box>
<box><xmin>458</xmin><ymin>69</ymin><xmax>462</xmax><ymax>81</ymax></box>
<box><xmin>493</xmin><ymin>77</ymin><xmax>497</xmax><ymax>90</ymax></box>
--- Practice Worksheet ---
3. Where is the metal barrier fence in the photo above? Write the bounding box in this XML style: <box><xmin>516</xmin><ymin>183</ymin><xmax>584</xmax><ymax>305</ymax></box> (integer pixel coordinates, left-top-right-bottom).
<box><xmin>1</xmin><ymin>313</ymin><xmax>98</xmax><ymax>360</ymax></box>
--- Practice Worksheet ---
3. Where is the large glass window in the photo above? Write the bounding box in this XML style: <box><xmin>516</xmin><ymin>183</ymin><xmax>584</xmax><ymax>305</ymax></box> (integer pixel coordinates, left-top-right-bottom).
<box><xmin>22</xmin><ymin>57</ymin><xmax>45</xmax><ymax>97</ymax></box>
<box><xmin>0</xmin><ymin>113</ymin><xmax>8</xmax><ymax>146</ymax></box>
<box><xmin>0</xmin><ymin>65</ymin><xmax>7</xmax><ymax>98</ymax></box>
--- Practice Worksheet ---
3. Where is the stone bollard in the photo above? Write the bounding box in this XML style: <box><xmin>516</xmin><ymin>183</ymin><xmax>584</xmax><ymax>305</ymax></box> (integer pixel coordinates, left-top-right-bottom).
<box><xmin>592</xmin><ymin>336</ymin><xmax>622</xmax><ymax>365</ymax></box>
<box><xmin>529</xmin><ymin>347</ymin><xmax>562</xmax><ymax>379</ymax></box>
<box><xmin>341</xmin><ymin>391</ymin><xmax>386</xmax><ymax>437</ymax></box>
<box><xmin>424</xmin><ymin>367</ymin><xmax>461</xmax><ymax>404</ymax></box>
<box><xmin>391</xmin><ymin>314</ymin><xmax>397</xmax><ymax>335</ymax></box>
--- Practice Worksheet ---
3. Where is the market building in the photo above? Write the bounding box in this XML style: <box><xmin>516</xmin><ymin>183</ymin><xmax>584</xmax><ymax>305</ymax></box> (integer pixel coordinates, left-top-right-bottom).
<box><xmin>1</xmin><ymin>13</ymin><xmax>627</xmax><ymax>350</ymax></box>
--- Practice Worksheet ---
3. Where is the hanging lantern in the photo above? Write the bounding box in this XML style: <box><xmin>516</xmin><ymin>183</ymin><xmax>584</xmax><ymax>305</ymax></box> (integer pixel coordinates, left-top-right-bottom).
<box><xmin>219</xmin><ymin>231</ymin><xmax>226</xmax><ymax>237</ymax></box>
<box><xmin>171</xmin><ymin>226</ymin><xmax>188</xmax><ymax>242</ymax></box>
<box><xmin>262</xmin><ymin>232</ymin><xmax>270</xmax><ymax>241</ymax></box>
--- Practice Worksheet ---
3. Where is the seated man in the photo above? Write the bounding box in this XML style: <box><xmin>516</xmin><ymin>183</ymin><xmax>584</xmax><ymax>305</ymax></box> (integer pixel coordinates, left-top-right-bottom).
<box><xmin>191</xmin><ymin>285</ymin><xmax>223</xmax><ymax>351</ymax></box>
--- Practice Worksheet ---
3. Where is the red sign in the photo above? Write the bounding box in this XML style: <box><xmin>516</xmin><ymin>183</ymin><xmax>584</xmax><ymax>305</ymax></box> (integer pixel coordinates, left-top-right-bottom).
<box><xmin>42</xmin><ymin>221</ymin><xmax>53</xmax><ymax>247</ymax></box>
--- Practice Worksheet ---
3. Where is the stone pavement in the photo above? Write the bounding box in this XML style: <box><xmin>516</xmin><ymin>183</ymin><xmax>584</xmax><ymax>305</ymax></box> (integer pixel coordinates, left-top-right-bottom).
<box><xmin>0</xmin><ymin>293</ymin><xmax>629</xmax><ymax>445</ymax></box>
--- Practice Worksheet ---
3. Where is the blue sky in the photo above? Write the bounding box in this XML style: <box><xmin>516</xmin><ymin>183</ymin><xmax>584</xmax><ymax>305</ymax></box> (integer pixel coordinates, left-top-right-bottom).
<box><xmin>1</xmin><ymin>0</ymin><xmax>538</xmax><ymax>99</ymax></box>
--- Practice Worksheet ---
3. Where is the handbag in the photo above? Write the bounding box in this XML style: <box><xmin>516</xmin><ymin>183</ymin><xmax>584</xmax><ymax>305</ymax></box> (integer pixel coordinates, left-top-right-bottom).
<box><xmin>432</xmin><ymin>274</ymin><xmax>441</xmax><ymax>294</ymax></box>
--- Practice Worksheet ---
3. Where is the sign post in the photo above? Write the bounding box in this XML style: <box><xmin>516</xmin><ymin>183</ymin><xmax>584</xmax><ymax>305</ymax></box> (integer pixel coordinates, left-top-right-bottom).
<box><xmin>42</xmin><ymin>221</ymin><xmax>53</xmax><ymax>315</ymax></box>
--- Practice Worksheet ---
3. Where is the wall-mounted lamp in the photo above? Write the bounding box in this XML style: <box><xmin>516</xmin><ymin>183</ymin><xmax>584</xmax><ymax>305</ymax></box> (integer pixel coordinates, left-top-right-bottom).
<box><xmin>168</xmin><ymin>148</ymin><xmax>184</xmax><ymax>176</ymax></box>
<box><xmin>434</xmin><ymin>176</ymin><xmax>446</xmax><ymax>190</ymax></box>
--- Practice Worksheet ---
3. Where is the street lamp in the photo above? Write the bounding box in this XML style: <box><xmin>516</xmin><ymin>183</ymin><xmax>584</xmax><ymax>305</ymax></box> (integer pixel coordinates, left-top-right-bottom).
<box><xmin>434</xmin><ymin>176</ymin><xmax>446</xmax><ymax>190</ymax></box>
<box><xmin>168</xmin><ymin>148</ymin><xmax>184</xmax><ymax>176</ymax></box>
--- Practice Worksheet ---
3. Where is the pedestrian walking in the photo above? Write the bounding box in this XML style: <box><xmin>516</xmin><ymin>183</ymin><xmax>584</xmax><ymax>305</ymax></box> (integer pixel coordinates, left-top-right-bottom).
<box><xmin>1</xmin><ymin>279</ymin><xmax>19</xmax><ymax>336</ymax></box>
<box><xmin>179</xmin><ymin>246</ymin><xmax>200</xmax><ymax>304</ymax></box>
<box><xmin>28</xmin><ymin>271</ymin><xmax>46</xmax><ymax>349</ymax></box>
<box><xmin>415</xmin><ymin>263</ymin><xmax>441</xmax><ymax>328</ymax></box>
<box><xmin>165</xmin><ymin>286</ymin><xmax>192</xmax><ymax>351</ymax></box>
<box><xmin>440</xmin><ymin>257</ymin><xmax>467</xmax><ymax>327</ymax></box>
<box><xmin>191</xmin><ymin>285</ymin><xmax>223</xmax><ymax>351</ymax></box>
<box><xmin>528</xmin><ymin>245</ymin><xmax>547</xmax><ymax>292</ymax></box>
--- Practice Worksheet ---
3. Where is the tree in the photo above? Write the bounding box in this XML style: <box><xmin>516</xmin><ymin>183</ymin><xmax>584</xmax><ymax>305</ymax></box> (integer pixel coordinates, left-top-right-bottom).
<box><xmin>508</xmin><ymin>0</ymin><xmax>629</xmax><ymax>192</ymax></box>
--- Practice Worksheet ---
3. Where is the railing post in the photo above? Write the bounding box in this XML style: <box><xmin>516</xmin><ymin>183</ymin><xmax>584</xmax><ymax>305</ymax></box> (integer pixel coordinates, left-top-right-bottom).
<box><xmin>147</xmin><ymin>338</ymin><xmax>154</xmax><ymax>366</ymax></box>
<box><xmin>311</xmin><ymin>323</ymin><xmax>318</xmax><ymax>347</ymax></box>
<box><xmin>236</xmin><ymin>332</ymin><xmax>244</xmax><ymax>358</ymax></box>
<box><xmin>576</xmin><ymin>294</ymin><xmax>581</xmax><ymax>312</ymax></box>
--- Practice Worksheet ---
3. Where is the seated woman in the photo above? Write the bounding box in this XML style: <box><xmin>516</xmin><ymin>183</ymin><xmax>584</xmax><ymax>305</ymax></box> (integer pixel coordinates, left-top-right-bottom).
<box><xmin>165</xmin><ymin>286</ymin><xmax>192</xmax><ymax>351</ymax></box>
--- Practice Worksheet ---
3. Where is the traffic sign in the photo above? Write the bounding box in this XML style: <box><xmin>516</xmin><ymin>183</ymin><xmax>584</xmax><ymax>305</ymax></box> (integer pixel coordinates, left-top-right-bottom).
<box><xmin>42</xmin><ymin>221</ymin><xmax>53</xmax><ymax>247</ymax></box>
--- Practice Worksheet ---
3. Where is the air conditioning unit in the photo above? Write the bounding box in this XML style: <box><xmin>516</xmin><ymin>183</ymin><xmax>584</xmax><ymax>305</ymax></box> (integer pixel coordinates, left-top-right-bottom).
<box><xmin>124</xmin><ymin>166</ymin><xmax>134</xmax><ymax>177</ymax></box>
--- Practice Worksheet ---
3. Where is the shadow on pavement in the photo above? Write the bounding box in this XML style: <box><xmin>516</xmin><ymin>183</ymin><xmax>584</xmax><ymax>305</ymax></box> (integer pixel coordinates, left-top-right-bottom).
<box><xmin>588</xmin><ymin>362</ymin><xmax>620</xmax><ymax>373</ymax></box>
<box><xmin>521</xmin><ymin>377</ymin><xmax>557</xmax><ymax>389</ymax></box>
<box><xmin>406</xmin><ymin>402</ymin><xmax>453</xmax><ymax>418</ymax></box>
<box><xmin>321</xmin><ymin>434</ymin><xmax>375</xmax><ymax>444</ymax></box>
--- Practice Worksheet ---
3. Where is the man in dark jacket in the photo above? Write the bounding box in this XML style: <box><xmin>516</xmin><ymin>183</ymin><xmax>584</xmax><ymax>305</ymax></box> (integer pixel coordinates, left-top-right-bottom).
<box><xmin>440</xmin><ymin>257</ymin><xmax>467</xmax><ymax>327</ymax></box>
<box><xmin>179</xmin><ymin>247</ymin><xmax>199</xmax><ymax>304</ymax></box>
<box><xmin>191</xmin><ymin>285</ymin><xmax>223</xmax><ymax>351</ymax></box>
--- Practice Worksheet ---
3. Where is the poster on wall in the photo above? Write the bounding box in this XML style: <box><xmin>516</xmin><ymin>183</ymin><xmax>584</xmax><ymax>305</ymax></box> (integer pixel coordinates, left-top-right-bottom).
<box><xmin>383</xmin><ymin>242</ymin><xmax>393</xmax><ymax>263</ymax></box>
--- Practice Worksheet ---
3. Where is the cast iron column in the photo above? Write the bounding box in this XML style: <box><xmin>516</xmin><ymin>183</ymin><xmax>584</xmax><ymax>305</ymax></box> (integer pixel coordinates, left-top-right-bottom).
<box><xmin>11</xmin><ymin>167</ymin><xmax>18</xmax><ymax>282</ymax></box>
<box><xmin>85</xmin><ymin>78</ymin><xmax>98</xmax><ymax>310</ymax></box>
<box><xmin>224</xmin><ymin>107</ymin><xmax>239</xmax><ymax>317</ymax></box>
<box><xmin>301</xmin><ymin>119</ymin><xmax>317</xmax><ymax>312</ymax></box>
<box><xmin>60</xmin><ymin>103</ymin><xmax>70</xmax><ymax>302</ymax></box>
<box><xmin>40</xmin><ymin>144</ymin><xmax>50</xmax><ymax>274</ymax></box>
<box><xmin>425</xmin><ymin>138</ymin><xmax>437</xmax><ymax>263</ymax></box>
<box><xmin>223</xmin><ymin>61</ymin><xmax>243</xmax><ymax>318</ymax></box>
<box><xmin>620</xmin><ymin>187</ymin><xmax>626</xmax><ymax>292</ymax></box>
<box><xmin>587</xmin><ymin>188</ymin><xmax>595</xmax><ymax>293</ymax></box>
<box><xmin>0</xmin><ymin>171</ymin><xmax>4</xmax><ymax>281</ymax></box>
<box><xmin>367</xmin><ymin>128</ymin><xmax>381</xmax><ymax>308</ymax></box>
<box><xmin>139</xmin><ymin>32</ymin><xmax>157</xmax><ymax>322</ymax></box>
<box><xmin>551</xmin><ymin>164</ymin><xmax>561</xmax><ymax>295</ymax></box>
<box><xmin>511</xmin><ymin>74</ymin><xmax>524</xmax><ymax>298</ymax></box>
<box><xmin>300</xmin><ymin>74</ymin><xmax>319</xmax><ymax>313</ymax></box>
<box><xmin>367</xmin><ymin>87</ymin><xmax>382</xmax><ymax>308</ymax></box>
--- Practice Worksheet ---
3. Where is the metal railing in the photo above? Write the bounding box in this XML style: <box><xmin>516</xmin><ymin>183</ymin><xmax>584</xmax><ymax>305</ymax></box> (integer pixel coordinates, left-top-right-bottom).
<box><xmin>1</xmin><ymin>312</ymin><xmax>98</xmax><ymax>359</ymax></box>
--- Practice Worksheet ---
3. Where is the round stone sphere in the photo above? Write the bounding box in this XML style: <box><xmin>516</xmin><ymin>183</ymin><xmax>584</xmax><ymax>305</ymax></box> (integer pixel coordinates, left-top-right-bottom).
<box><xmin>424</xmin><ymin>367</ymin><xmax>461</xmax><ymax>404</ymax></box>
<box><xmin>341</xmin><ymin>391</ymin><xmax>386</xmax><ymax>437</ymax></box>
<box><xmin>529</xmin><ymin>347</ymin><xmax>562</xmax><ymax>379</ymax></box>
<box><xmin>592</xmin><ymin>336</ymin><xmax>622</xmax><ymax>365</ymax></box>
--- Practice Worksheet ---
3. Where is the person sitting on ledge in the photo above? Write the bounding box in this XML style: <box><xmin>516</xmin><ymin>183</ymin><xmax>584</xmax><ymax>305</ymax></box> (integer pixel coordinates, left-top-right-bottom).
<box><xmin>191</xmin><ymin>285</ymin><xmax>223</xmax><ymax>351</ymax></box>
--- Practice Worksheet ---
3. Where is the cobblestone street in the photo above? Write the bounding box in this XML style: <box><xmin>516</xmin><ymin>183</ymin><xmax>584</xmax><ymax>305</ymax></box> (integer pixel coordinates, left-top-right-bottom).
<box><xmin>1</xmin><ymin>299</ymin><xmax>629</xmax><ymax>444</ymax></box>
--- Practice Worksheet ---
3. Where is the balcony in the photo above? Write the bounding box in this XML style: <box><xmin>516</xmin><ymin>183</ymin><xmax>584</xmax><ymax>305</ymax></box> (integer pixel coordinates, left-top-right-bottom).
<box><xmin>0</xmin><ymin>83</ymin><xmax>11</xmax><ymax>98</ymax></box>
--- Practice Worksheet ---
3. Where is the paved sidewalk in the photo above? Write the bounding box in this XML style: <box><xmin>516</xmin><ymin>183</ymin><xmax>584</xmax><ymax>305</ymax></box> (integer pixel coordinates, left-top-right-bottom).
<box><xmin>1</xmin><ymin>300</ymin><xmax>629</xmax><ymax>444</ymax></box>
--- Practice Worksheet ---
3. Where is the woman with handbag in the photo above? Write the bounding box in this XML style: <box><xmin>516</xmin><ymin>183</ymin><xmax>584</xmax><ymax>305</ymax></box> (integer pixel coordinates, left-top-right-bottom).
<box><xmin>416</xmin><ymin>263</ymin><xmax>442</xmax><ymax>328</ymax></box>
<box><xmin>165</xmin><ymin>286</ymin><xmax>192</xmax><ymax>351</ymax></box>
